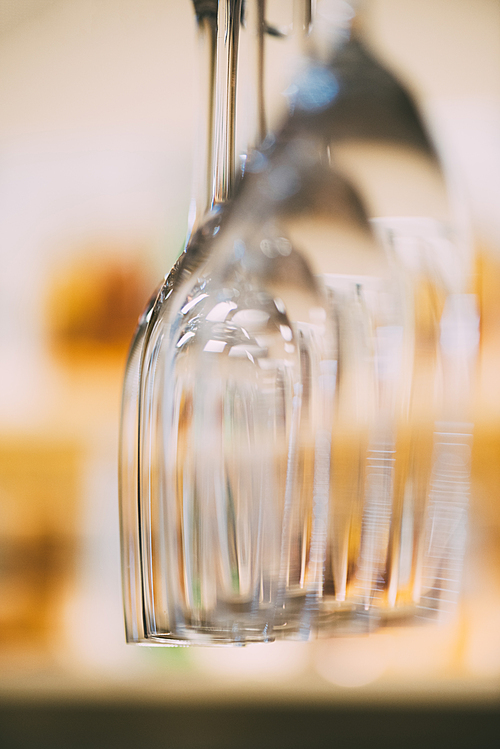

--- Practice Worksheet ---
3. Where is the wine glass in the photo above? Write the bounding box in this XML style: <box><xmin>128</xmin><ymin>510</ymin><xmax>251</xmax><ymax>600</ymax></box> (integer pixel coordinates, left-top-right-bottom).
<box><xmin>119</xmin><ymin>0</ymin><xmax>308</xmax><ymax>643</ymax></box>
<box><xmin>136</xmin><ymin>68</ymin><xmax>404</xmax><ymax>640</ymax></box>
<box><xmin>119</xmin><ymin>0</ymin><xmax>235</xmax><ymax>643</ymax></box>
<box><xmin>294</xmin><ymin>0</ymin><xmax>475</xmax><ymax>623</ymax></box>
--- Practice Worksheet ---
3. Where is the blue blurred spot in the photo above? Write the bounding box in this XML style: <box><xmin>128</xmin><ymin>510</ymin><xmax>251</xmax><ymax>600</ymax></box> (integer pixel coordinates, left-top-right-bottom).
<box><xmin>289</xmin><ymin>66</ymin><xmax>339</xmax><ymax>112</ymax></box>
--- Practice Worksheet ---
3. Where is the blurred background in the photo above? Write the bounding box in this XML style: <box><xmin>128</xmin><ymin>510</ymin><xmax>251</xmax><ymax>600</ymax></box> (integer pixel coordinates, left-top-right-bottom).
<box><xmin>0</xmin><ymin>0</ymin><xmax>499</xmax><ymax>746</ymax></box>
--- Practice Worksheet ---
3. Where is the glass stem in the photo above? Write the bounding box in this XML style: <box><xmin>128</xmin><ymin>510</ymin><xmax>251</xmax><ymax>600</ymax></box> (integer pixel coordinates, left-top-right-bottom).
<box><xmin>213</xmin><ymin>0</ymin><xmax>242</xmax><ymax>206</ymax></box>
<box><xmin>294</xmin><ymin>0</ymin><xmax>312</xmax><ymax>39</ymax></box>
<box><xmin>187</xmin><ymin>1</ymin><xmax>219</xmax><ymax>239</ymax></box>
<box><xmin>191</xmin><ymin>0</ymin><xmax>276</xmax><ymax>221</ymax></box>
<box><xmin>256</xmin><ymin>0</ymin><xmax>267</xmax><ymax>143</ymax></box>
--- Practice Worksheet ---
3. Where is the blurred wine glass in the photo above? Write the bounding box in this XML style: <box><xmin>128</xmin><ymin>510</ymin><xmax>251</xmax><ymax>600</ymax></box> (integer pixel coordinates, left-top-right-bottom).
<box><xmin>137</xmin><ymin>71</ymin><xmax>402</xmax><ymax>640</ymax></box>
<box><xmin>121</xmin><ymin>0</ymin><xmax>477</xmax><ymax>645</ymax></box>
<box><xmin>294</xmin><ymin>0</ymin><xmax>477</xmax><ymax>623</ymax></box>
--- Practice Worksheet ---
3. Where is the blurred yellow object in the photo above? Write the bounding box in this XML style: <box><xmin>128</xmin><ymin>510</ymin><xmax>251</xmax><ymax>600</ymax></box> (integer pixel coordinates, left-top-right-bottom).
<box><xmin>45</xmin><ymin>249</ymin><xmax>156</xmax><ymax>363</ymax></box>
<box><xmin>469</xmin><ymin>249</ymin><xmax>500</xmax><ymax>595</ymax></box>
<box><xmin>0</xmin><ymin>438</ymin><xmax>81</xmax><ymax>656</ymax></box>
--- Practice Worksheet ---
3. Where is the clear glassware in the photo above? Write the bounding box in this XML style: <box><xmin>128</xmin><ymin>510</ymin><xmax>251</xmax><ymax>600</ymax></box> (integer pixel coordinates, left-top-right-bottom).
<box><xmin>138</xmin><ymin>240</ymin><xmax>326</xmax><ymax>643</ymax></box>
<box><xmin>120</xmin><ymin>0</ymin><xmax>304</xmax><ymax>644</ymax></box>
<box><xmin>122</xmin><ymin>0</ymin><xmax>477</xmax><ymax>646</ymax></box>
<box><xmin>369</xmin><ymin>219</ymin><xmax>477</xmax><ymax>624</ymax></box>
<box><xmin>296</xmin><ymin>0</ymin><xmax>476</xmax><ymax>624</ymax></box>
<box><xmin>119</xmin><ymin>0</ymin><xmax>236</xmax><ymax>644</ymax></box>
<box><xmin>136</xmin><ymin>61</ymin><xmax>405</xmax><ymax>642</ymax></box>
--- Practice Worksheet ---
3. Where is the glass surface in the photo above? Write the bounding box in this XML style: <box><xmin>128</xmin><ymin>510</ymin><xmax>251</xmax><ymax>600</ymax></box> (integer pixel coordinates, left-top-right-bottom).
<box><xmin>120</xmin><ymin>0</ymin><xmax>477</xmax><ymax>645</ymax></box>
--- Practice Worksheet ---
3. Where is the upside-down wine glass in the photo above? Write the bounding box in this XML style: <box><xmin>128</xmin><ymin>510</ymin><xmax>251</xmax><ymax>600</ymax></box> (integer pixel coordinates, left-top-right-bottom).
<box><xmin>119</xmin><ymin>0</ymin><xmax>307</xmax><ymax>644</ymax></box>
<box><xmin>299</xmin><ymin>0</ymin><xmax>477</xmax><ymax>624</ymax></box>
<box><xmin>136</xmin><ymin>0</ymin><xmax>405</xmax><ymax>641</ymax></box>
<box><xmin>120</xmin><ymin>0</ymin><xmax>243</xmax><ymax>644</ymax></box>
